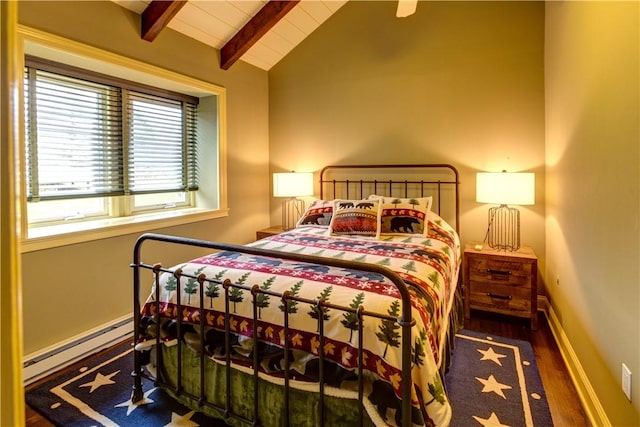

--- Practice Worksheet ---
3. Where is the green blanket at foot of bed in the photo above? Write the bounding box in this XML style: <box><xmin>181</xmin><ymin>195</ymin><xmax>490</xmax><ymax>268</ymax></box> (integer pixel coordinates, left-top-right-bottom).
<box><xmin>156</xmin><ymin>345</ymin><xmax>380</xmax><ymax>427</ymax></box>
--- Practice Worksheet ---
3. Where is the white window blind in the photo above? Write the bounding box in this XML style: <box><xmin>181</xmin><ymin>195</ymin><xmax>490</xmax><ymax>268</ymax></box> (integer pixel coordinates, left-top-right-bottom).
<box><xmin>127</xmin><ymin>92</ymin><xmax>198</xmax><ymax>194</ymax></box>
<box><xmin>24</xmin><ymin>57</ymin><xmax>199</xmax><ymax>203</ymax></box>
<box><xmin>25</xmin><ymin>68</ymin><xmax>124</xmax><ymax>201</ymax></box>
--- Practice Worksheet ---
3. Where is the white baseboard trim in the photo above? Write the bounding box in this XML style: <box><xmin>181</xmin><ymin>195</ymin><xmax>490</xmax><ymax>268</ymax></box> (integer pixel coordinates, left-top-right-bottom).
<box><xmin>538</xmin><ymin>296</ymin><xmax>611</xmax><ymax>427</ymax></box>
<box><xmin>23</xmin><ymin>315</ymin><xmax>133</xmax><ymax>385</ymax></box>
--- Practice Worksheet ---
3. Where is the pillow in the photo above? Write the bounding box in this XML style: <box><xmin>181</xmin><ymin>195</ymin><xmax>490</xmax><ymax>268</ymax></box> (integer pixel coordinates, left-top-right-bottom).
<box><xmin>296</xmin><ymin>199</ymin><xmax>333</xmax><ymax>228</ymax></box>
<box><xmin>368</xmin><ymin>195</ymin><xmax>433</xmax><ymax>211</ymax></box>
<box><xmin>328</xmin><ymin>199</ymin><xmax>381</xmax><ymax>237</ymax></box>
<box><xmin>376</xmin><ymin>196</ymin><xmax>433</xmax><ymax>236</ymax></box>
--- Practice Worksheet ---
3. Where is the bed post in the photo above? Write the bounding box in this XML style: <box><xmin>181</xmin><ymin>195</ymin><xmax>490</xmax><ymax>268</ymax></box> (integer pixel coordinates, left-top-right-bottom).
<box><xmin>131</xmin><ymin>236</ymin><xmax>145</xmax><ymax>403</ymax></box>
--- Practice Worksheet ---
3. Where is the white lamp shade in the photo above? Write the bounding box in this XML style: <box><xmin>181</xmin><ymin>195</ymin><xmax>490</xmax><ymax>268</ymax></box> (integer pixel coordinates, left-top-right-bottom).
<box><xmin>273</xmin><ymin>172</ymin><xmax>314</xmax><ymax>197</ymax></box>
<box><xmin>476</xmin><ymin>172</ymin><xmax>535</xmax><ymax>206</ymax></box>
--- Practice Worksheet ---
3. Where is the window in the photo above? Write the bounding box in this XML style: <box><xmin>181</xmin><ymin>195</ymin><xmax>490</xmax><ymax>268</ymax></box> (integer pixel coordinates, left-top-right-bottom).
<box><xmin>24</xmin><ymin>57</ymin><xmax>199</xmax><ymax>226</ymax></box>
<box><xmin>18</xmin><ymin>27</ymin><xmax>228</xmax><ymax>251</ymax></box>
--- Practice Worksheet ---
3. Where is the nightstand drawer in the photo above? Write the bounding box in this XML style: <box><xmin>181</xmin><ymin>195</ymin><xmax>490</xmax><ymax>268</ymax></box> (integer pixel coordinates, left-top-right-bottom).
<box><xmin>468</xmin><ymin>281</ymin><xmax>532</xmax><ymax>313</ymax></box>
<box><xmin>467</xmin><ymin>257</ymin><xmax>533</xmax><ymax>288</ymax></box>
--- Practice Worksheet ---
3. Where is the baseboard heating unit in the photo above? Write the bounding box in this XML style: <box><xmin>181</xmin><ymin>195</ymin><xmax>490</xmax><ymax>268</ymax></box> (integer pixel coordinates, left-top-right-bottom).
<box><xmin>23</xmin><ymin>316</ymin><xmax>133</xmax><ymax>385</ymax></box>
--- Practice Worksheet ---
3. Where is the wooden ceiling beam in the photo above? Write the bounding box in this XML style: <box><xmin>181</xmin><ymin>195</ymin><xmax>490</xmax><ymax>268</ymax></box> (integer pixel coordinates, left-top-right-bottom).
<box><xmin>141</xmin><ymin>0</ymin><xmax>188</xmax><ymax>42</ymax></box>
<box><xmin>220</xmin><ymin>0</ymin><xmax>300</xmax><ymax>70</ymax></box>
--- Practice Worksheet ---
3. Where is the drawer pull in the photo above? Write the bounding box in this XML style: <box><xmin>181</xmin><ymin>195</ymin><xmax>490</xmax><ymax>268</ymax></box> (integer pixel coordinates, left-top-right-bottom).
<box><xmin>487</xmin><ymin>268</ymin><xmax>511</xmax><ymax>276</ymax></box>
<box><xmin>487</xmin><ymin>293</ymin><xmax>512</xmax><ymax>300</ymax></box>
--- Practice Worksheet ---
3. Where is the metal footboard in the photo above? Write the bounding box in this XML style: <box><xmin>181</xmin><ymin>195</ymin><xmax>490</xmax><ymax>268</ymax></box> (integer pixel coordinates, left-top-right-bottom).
<box><xmin>131</xmin><ymin>233</ymin><xmax>416</xmax><ymax>427</ymax></box>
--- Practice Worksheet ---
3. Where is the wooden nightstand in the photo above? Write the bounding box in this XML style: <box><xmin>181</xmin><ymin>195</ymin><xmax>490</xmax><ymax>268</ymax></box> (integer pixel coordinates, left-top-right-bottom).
<box><xmin>256</xmin><ymin>225</ymin><xmax>285</xmax><ymax>240</ymax></box>
<box><xmin>464</xmin><ymin>243</ymin><xmax>538</xmax><ymax>330</ymax></box>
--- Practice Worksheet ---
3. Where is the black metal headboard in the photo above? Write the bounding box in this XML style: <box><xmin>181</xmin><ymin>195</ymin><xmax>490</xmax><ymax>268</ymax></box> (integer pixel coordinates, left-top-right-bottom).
<box><xmin>319</xmin><ymin>163</ymin><xmax>460</xmax><ymax>233</ymax></box>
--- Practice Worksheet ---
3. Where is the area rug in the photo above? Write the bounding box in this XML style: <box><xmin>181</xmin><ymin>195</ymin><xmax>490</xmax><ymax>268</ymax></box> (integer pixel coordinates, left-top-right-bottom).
<box><xmin>26</xmin><ymin>343</ymin><xmax>229</xmax><ymax>427</ymax></box>
<box><xmin>26</xmin><ymin>330</ymin><xmax>553</xmax><ymax>426</ymax></box>
<box><xmin>445</xmin><ymin>329</ymin><xmax>554</xmax><ymax>427</ymax></box>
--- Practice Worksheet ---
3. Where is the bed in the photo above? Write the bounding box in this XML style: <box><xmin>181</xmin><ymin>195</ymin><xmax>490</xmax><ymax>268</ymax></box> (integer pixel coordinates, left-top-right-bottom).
<box><xmin>131</xmin><ymin>164</ymin><xmax>461</xmax><ymax>427</ymax></box>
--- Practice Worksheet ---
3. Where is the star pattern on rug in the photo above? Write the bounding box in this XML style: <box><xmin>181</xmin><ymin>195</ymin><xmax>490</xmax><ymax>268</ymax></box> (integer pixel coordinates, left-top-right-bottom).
<box><xmin>165</xmin><ymin>409</ymin><xmax>199</xmax><ymax>427</ymax></box>
<box><xmin>472</xmin><ymin>412</ymin><xmax>511</xmax><ymax>427</ymax></box>
<box><xmin>79</xmin><ymin>370</ymin><xmax>120</xmax><ymax>393</ymax></box>
<box><xmin>114</xmin><ymin>387</ymin><xmax>157</xmax><ymax>416</ymax></box>
<box><xmin>475</xmin><ymin>374</ymin><xmax>512</xmax><ymax>399</ymax></box>
<box><xmin>477</xmin><ymin>346</ymin><xmax>507</xmax><ymax>366</ymax></box>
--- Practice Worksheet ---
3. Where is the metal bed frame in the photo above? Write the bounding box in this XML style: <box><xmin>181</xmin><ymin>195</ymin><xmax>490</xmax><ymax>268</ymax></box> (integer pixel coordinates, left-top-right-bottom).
<box><xmin>319</xmin><ymin>163</ymin><xmax>459</xmax><ymax>232</ymax></box>
<box><xmin>131</xmin><ymin>164</ymin><xmax>460</xmax><ymax>427</ymax></box>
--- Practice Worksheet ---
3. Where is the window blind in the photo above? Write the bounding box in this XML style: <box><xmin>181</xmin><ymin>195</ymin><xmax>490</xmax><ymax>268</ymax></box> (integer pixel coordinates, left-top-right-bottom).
<box><xmin>25</xmin><ymin>68</ymin><xmax>124</xmax><ymax>201</ymax></box>
<box><xmin>127</xmin><ymin>92</ymin><xmax>198</xmax><ymax>194</ymax></box>
<box><xmin>24</xmin><ymin>59</ymin><xmax>199</xmax><ymax>202</ymax></box>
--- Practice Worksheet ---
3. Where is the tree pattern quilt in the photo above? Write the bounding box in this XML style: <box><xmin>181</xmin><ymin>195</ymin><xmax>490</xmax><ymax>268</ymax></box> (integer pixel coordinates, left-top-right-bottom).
<box><xmin>139</xmin><ymin>215</ymin><xmax>460</xmax><ymax>426</ymax></box>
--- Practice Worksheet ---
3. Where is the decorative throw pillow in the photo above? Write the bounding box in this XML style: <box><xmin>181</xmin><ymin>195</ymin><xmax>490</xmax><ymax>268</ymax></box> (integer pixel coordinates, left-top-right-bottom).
<box><xmin>376</xmin><ymin>196</ymin><xmax>432</xmax><ymax>236</ymax></box>
<box><xmin>296</xmin><ymin>199</ymin><xmax>334</xmax><ymax>228</ymax></box>
<box><xmin>328</xmin><ymin>199</ymin><xmax>381</xmax><ymax>237</ymax></box>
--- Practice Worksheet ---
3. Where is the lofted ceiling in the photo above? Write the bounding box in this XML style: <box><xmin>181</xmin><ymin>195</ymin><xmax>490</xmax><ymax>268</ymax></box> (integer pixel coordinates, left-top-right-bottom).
<box><xmin>112</xmin><ymin>0</ymin><xmax>348</xmax><ymax>71</ymax></box>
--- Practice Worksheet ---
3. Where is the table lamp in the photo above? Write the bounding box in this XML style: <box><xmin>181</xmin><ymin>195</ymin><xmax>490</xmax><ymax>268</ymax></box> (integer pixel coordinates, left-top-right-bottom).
<box><xmin>476</xmin><ymin>171</ymin><xmax>535</xmax><ymax>251</ymax></box>
<box><xmin>273</xmin><ymin>172</ymin><xmax>314</xmax><ymax>230</ymax></box>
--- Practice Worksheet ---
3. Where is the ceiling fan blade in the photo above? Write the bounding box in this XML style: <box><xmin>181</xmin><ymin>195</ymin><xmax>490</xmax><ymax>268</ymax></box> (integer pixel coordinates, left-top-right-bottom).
<box><xmin>396</xmin><ymin>0</ymin><xmax>417</xmax><ymax>17</ymax></box>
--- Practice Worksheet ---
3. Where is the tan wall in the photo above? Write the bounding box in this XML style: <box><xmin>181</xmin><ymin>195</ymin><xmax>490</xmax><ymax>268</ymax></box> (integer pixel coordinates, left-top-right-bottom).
<box><xmin>18</xmin><ymin>1</ymin><xmax>271</xmax><ymax>354</ymax></box>
<box><xmin>269</xmin><ymin>1</ymin><xmax>546</xmax><ymax>277</ymax></box>
<box><xmin>545</xmin><ymin>1</ymin><xmax>640</xmax><ymax>424</ymax></box>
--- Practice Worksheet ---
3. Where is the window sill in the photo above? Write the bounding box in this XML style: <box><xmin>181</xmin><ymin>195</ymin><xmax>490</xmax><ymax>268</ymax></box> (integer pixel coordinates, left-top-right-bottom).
<box><xmin>20</xmin><ymin>207</ymin><xmax>229</xmax><ymax>253</ymax></box>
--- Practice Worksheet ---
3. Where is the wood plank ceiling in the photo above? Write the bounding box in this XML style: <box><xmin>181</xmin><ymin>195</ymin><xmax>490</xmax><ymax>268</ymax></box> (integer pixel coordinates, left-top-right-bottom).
<box><xmin>112</xmin><ymin>0</ymin><xmax>348</xmax><ymax>71</ymax></box>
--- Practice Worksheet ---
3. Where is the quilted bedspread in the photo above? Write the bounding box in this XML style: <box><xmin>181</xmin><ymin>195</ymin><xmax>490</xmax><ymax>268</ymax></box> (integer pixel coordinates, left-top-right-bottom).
<box><xmin>140</xmin><ymin>216</ymin><xmax>460</xmax><ymax>426</ymax></box>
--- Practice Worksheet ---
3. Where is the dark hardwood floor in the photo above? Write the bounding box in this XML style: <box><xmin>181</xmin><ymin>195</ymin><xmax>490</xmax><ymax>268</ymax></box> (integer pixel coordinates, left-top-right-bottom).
<box><xmin>26</xmin><ymin>310</ymin><xmax>590</xmax><ymax>426</ymax></box>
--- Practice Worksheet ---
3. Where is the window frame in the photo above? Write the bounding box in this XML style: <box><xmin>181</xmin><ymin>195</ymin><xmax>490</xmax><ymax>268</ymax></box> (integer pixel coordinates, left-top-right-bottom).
<box><xmin>17</xmin><ymin>26</ymin><xmax>228</xmax><ymax>253</ymax></box>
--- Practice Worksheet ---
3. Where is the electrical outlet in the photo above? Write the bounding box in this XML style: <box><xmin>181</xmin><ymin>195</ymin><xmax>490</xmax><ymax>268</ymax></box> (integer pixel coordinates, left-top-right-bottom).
<box><xmin>622</xmin><ymin>363</ymin><xmax>632</xmax><ymax>401</ymax></box>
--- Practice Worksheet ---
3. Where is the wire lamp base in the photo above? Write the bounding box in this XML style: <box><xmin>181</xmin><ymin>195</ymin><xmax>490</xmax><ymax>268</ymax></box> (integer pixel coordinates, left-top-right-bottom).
<box><xmin>487</xmin><ymin>204</ymin><xmax>520</xmax><ymax>251</ymax></box>
<box><xmin>282</xmin><ymin>197</ymin><xmax>305</xmax><ymax>230</ymax></box>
